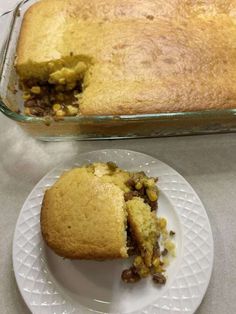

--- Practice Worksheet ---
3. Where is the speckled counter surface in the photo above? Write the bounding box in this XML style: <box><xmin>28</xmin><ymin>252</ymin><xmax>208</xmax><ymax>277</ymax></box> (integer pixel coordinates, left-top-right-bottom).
<box><xmin>0</xmin><ymin>113</ymin><xmax>236</xmax><ymax>314</ymax></box>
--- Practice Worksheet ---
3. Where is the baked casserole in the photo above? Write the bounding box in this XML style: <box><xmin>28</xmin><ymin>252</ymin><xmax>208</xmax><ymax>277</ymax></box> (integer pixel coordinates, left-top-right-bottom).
<box><xmin>15</xmin><ymin>0</ymin><xmax>236</xmax><ymax>117</ymax></box>
<box><xmin>41</xmin><ymin>162</ymin><xmax>176</xmax><ymax>284</ymax></box>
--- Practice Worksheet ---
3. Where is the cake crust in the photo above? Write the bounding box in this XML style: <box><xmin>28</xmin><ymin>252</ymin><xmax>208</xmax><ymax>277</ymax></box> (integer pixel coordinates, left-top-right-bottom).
<box><xmin>41</xmin><ymin>167</ymin><xmax>128</xmax><ymax>259</ymax></box>
<box><xmin>16</xmin><ymin>0</ymin><xmax>236</xmax><ymax>114</ymax></box>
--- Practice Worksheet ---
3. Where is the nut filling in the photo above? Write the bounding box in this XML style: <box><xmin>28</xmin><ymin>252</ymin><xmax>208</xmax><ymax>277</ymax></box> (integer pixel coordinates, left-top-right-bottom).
<box><xmin>21</xmin><ymin>78</ymin><xmax>83</xmax><ymax>117</ymax></box>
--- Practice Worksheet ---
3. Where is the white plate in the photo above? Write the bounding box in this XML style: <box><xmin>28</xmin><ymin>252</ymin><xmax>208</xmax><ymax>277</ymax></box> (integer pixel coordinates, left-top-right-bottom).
<box><xmin>13</xmin><ymin>149</ymin><xmax>214</xmax><ymax>314</ymax></box>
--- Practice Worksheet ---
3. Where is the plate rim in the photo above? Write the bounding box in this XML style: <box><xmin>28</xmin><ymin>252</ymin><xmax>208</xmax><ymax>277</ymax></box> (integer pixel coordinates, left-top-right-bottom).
<box><xmin>12</xmin><ymin>149</ymin><xmax>214</xmax><ymax>314</ymax></box>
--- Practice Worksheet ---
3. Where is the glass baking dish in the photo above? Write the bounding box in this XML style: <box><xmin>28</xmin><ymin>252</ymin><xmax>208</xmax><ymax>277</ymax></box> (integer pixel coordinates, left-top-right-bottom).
<box><xmin>0</xmin><ymin>0</ymin><xmax>236</xmax><ymax>141</ymax></box>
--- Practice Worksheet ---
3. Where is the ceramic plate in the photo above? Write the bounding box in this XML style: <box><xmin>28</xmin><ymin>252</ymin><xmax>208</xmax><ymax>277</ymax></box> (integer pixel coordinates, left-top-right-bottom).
<box><xmin>13</xmin><ymin>149</ymin><xmax>214</xmax><ymax>314</ymax></box>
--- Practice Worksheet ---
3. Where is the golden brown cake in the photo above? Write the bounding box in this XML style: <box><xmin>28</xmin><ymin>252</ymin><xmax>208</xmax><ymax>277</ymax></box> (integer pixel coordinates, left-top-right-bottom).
<box><xmin>41</xmin><ymin>164</ymin><xmax>129</xmax><ymax>259</ymax></box>
<box><xmin>16</xmin><ymin>0</ymin><xmax>236</xmax><ymax>117</ymax></box>
<box><xmin>126</xmin><ymin>197</ymin><xmax>158</xmax><ymax>267</ymax></box>
<box><xmin>41</xmin><ymin>162</ymin><xmax>175</xmax><ymax>284</ymax></box>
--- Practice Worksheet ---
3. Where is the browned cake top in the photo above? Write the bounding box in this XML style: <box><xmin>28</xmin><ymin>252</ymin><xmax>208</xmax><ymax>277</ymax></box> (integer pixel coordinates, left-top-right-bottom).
<box><xmin>41</xmin><ymin>165</ymin><xmax>128</xmax><ymax>259</ymax></box>
<box><xmin>16</xmin><ymin>0</ymin><xmax>236</xmax><ymax>115</ymax></box>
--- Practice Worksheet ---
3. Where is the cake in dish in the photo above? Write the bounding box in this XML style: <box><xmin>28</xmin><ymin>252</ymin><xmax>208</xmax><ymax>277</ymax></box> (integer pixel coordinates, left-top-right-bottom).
<box><xmin>41</xmin><ymin>162</ymin><xmax>175</xmax><ymax>284</ymax></box>
<box><xmin>15</xmin><ymin>0</ymin><xmax>236</xmax><ymax>117</ymax></box>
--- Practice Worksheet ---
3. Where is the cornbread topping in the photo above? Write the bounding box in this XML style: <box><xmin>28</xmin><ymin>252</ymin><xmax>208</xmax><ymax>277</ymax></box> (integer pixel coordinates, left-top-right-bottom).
<box><xmin>16</xmin><ymin>0</ymin><xmax>236</xmax><ymax>118</ymax></box>
<box><xmin>20</xmin><ymin>61</ymin><xmax>87</xmax><ymax>117</ymax></box>
<box><xmin>41</xmin><ymin>162</ymin><xmax>175</xmax><ymax>284</ymax></box>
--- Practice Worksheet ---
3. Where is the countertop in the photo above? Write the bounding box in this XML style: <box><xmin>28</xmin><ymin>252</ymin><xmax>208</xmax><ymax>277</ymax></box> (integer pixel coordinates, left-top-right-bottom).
<box><xmin>0</xmin><ymin>113</ymin><xmax>236</xmax><ymax>314</ymax></box>
<box><xmin>0</xmin><ymin>1</ymin><xmax>236</xmax><ymax>313</ymax></box>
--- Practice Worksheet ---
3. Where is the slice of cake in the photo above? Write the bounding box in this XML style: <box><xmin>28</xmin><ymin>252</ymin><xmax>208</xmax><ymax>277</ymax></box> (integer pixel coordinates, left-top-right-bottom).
<box><xmin>41</xmin><ymin>165</ymin><xmax>128</xmax><ymax>259</ymax></box>
<box><xmin>41</xmin><ymin>162</ymin><xmax>175</xmax><ymax>284</ymax></box>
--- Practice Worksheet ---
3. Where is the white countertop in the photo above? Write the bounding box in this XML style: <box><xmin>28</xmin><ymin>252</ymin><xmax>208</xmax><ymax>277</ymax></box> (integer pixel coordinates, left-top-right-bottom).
<box><xmin>0</xmin><ymin>0</ymin><xmax>18</xmax><ymax>15</ymax></box>
<box><xmin>0</xmin><ymin>1</ymin><xmax>236</xmax><ymax>313</ymax></box>
<box><xmin>0</xmin><ymin>113</ymin><xmax>236</xmax><ymax>314</ymax></box>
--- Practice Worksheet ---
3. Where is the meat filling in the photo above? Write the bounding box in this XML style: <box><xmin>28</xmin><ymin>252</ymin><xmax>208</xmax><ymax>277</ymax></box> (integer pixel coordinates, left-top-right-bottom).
<box><xmin>122</xmin><ymin>172</ymin><xmax>175</xmax><ymax>285</ymax></box>
<box><xmin>21</xmin><ymin>79</ymin><xmax>82</xmax><ymax>117</ymax></box>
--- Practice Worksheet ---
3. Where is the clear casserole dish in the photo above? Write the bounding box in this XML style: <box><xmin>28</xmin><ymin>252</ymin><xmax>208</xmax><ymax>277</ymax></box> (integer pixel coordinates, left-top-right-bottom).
<box><xmin>0</xmin><ymin>0</ymin><xmax>236</xmax><ymax>141</ymax></box>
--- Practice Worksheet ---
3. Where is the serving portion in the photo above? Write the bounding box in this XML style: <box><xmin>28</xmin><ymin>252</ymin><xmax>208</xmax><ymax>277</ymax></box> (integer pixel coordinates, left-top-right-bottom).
<box><xmin>13</xmin><ymin>149</ymin><xmax>213</xmax><ymax>314</ymax></box>
<box><xmin>41</xmin><ymin>162</ymin><xmax>175</xmax><ymax>284</ymax></box>
<box><xmin>15</xmin><ymin>0</ymin><xmax>236</xmax><ymax>118</ymax></box>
